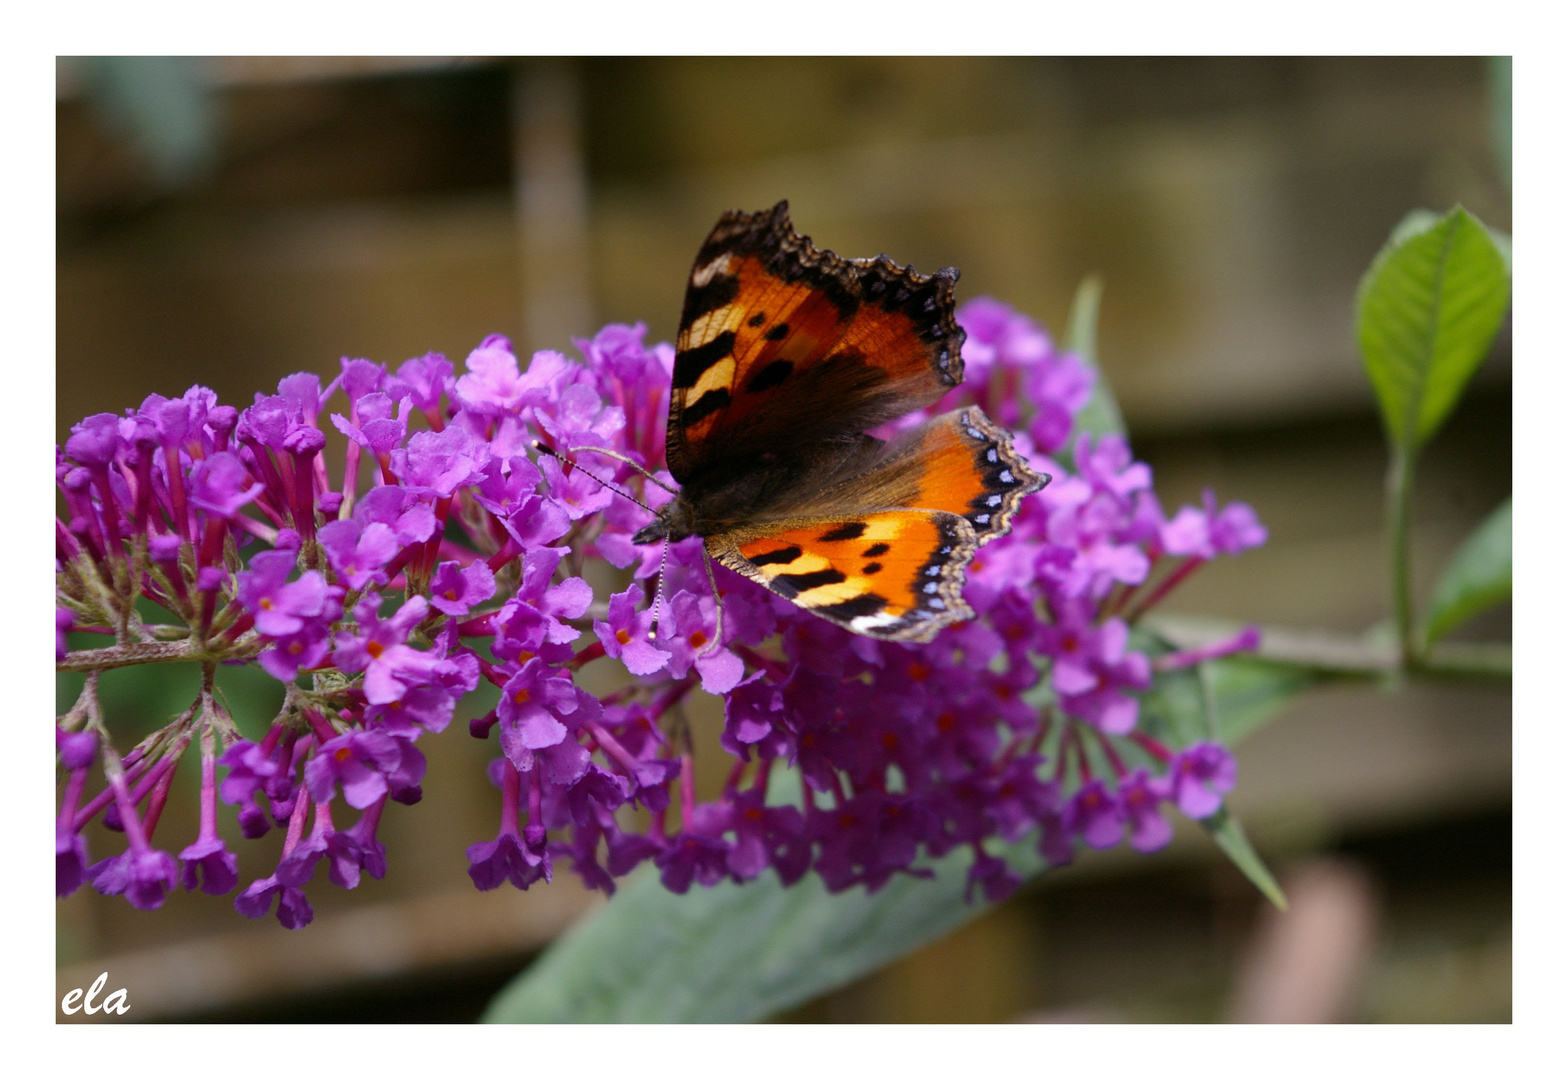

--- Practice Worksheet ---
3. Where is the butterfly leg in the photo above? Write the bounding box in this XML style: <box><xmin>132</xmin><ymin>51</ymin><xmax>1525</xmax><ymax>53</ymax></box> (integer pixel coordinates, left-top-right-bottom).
<box><xmin>701</xmin><ymin>545</ymin><xmax>725</xmax><ymax>655</ymax></box>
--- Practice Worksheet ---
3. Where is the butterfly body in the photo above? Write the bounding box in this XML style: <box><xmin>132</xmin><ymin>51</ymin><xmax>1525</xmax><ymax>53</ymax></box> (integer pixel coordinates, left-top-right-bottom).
<box><xmin>634</xmin><ymin>202</ymin><xmax>1046</xmax><ymax>643</ymax></box>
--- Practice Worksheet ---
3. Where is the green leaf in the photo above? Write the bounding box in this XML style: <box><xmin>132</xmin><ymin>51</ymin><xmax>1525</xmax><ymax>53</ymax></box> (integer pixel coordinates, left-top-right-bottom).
<box><xmin>1356</xmin><ymin>207</ymin><xmax>1510</xmax><ymax>452</ymax></box>
<box><xmin>1424</xmin><ymin>498</ymin><xmax>1512</xmax><ymax>645</ymax></box>
<box><xmin>485</xmin><ymin>647</ymin><xmax>1313</xmax><ymax>1023</ymax></box>
<box><xmin>482</xmin><ymin>836</ymin><xmax>1048</xmax><ymax>1024</ymax></box>
<box><xmin>1137</xmin><ymin>644</ymin><xmax>1319</xmax><ymax>750</ymax></box>
<box><xmin>1203</xmin><ymin>656</ymin><xmax>1319</xmax><ymax>744</ymax></box>
<box><xmin>1390</xmin><ymin>209</ymin><xmax>1511</xmax><ymax>276</ymax></box>
<box><xmin>1063</xmin><ymin>275</ymin><xmax>1127</xmax><ymax>441</ymax></box>
<box><xmin>1202</xmin><ymin>806</ymin><xmax>1287</xmax><ymax>911</ymax></box>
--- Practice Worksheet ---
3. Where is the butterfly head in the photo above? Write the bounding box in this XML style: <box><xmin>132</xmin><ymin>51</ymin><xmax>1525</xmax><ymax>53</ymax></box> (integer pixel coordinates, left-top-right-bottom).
<box><xmin>631</xmin><ymin>496</ymin><xmax>696</xmax><ymax>545</ymax></box>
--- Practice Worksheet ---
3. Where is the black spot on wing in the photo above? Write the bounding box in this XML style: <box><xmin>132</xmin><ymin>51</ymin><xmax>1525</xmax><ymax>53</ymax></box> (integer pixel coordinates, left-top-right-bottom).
<box><xmin>815</xmin><ymin>594</ymin><xmax>888</xmax><ymax>621</ymax></box>
<box><xmin>862</xmin><ymin>542</ymin><xmax>890</xmax><ymax>558</ymax></box>
<box><xmin>952</xmin><ymin>408</ymin><xmax>1049</xmax><ymax>538</ymax></box>
<box><xmin>747</xmin><ymin>312</ymin><xmax>767</xmax><ymax>327</ymax></box>
<box><xmin>862</xmin><ymin>561</ymin><xmax>883</xmax><ymax>575</ymax></box>
<box><xmin>745</xmin><ymin>359</ymin><xmax>793</xmax><ymax>394</ymax></box>
<box><xmin>681</xmin><ymin>274</ymin><xmax>740</xmax><ymax>327</ymax></box>
<box><xmin>672</xmin><ymin>332</ymin><xmax>736</xmax><ymax>390</ymax></box>
<box><xmin>681</xmin><ymin>388</ymin><xmax>731</xmax><ymax>428</ymax></box>
<box><xmin>763</xmin><ymin>322</ymin><xmax>790</xmax><ymax>341</ymax></box>
<box><xmin>818</xmin><ymin>521</ymin><xmax>868</xmax><ymax>542</ymax></box>
<box><xmin>748</xmin><ymin>545</ymin><xmax>802</xmax><ymax>567</ymax></box>
<box><xmin>776</xmin><ymin>567</ymin><xmax>847</xmax><ymax>592</ymax></box>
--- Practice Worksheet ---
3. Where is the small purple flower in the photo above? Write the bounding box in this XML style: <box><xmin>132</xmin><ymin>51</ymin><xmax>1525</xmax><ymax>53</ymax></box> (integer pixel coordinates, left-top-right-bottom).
<box><xmin>237</xmin><ymin>551</ymin><xmax>339</xmax><ymax>639</ymax></box>
<box><xmin>1162</xmin><ymin>490</ymin><xmax>1269</xmax><ymax>558</ymax></box>
<box><xmin>659</xmin><ymin>592</ymin><xmax>744</xmax><ymax>694</ymax></box>
<box><xmin>1167</xmin><ymin>742</ymin><xmax>1237</xmax><ymax>820</ymax></box>
<box><xmin>64</xmin><ymin>413</ymin><xmax>124</xmax><ymax>468</ymax></box>
<box><xmin>389</xmin><ymin>424</ymin><xmax>490</xmax><ymax>498</ymax></box>
<box><xmin>655</xmin><ymin>830</ymin><xmax>731</xmax><ymax>894</ymax></box>
<box><xmin>187</xmin><ymin>451</ymin><xmax>264</xmax><ymax>518</ymax></box>
<box><xmin>593</xmin><ymin>586</ymin><xmax>671</xmax><ymax>676</ymax></box>
<box><xmin>333</xmin><ymin>595</ymin><xmax>448</xmax><ymax>705</ymax></box>
<box><xmin>966</xmin><ymin>849</ymin><xmax>1023</xmax><ymax>903</ymax></box>
<box><xmin>1069</xmin><ymin>779</ymin><xmax>1124</xmax><ymax>850</ymax></box>
<box><xmin>539</xmin><ymin>454</ymin><xmax>616</xmax><ymax>520</ymax></box>
<box><xmin>89</xmin><ymin>846</ymin><xmax>180</xmax><ymax>910</ymax></box>
<box><xmin>452</xmin><ymin>336</ymin><xmax>540</xmax><ymax>416</ymax></box>
<box><xmin>318</xmin><ymin>519</ymin><xmax>400</xmax><ymax>590</ymax></box>
<box><xmin>429</xmin><ymin>559</ymin><xmax>497</xmax><ymax>617</ymax></box>
<box><xmin>366</xmin><ymin>684</ymin><xmax>458</xmax><ymax>737</ymax></box>
<box><xmin>178</xmin><ymin>835</ymin><xmax>240</xmax><ymax>895</ymax></box>
<box><xmin>235</xmin><ymin>874</ymin><xmax>315</xmax><ymax>929</ymax></box>
<box><xmin>467</xmin><ymin>826</ymin><xmax>552</xmax><ymax>891</ymax></box>
<box><xmin>353</xmin><ymin>485</ymin><xmax>438</xmax><ymax>546</ymax></box>
<box><xmin>328</xmin><ymin>801</ymin><xmax>389</xmax><ymax>888</ymax></box>
<box><xmin>495</xmin><ymin>659</ymin><xmax>599</xmax><ymax>787</ymax></box>
<box><xmin>305</xmin><ymin>729</ymin><xmax>410</xmax><ymax>809</ymax></box>
<box><xmin>492</xmin><ymin>550</ymin><xmax>591</xmax><ymax>662</ymax></box>
<box><xmin>57</xmin><ymin>822</ymin><xmax>90</xmax><ymax>898</ymax></box>
<box><xmin>217</xmin><ymin>736</ymin><xmax>283</xmax><ymax>807</ymax></box>
<box><xmin>58</xmin><ymin>728</ymin><xmax>96</xmax><ymax>770</ymax></box>
<box><xmin>384</xmin><ymin>352</ymin><xmax>452</xmax><ymax>424</ymax></box>
<box><xmin>1118</xmin><ymin>769</ymin><xmax>1173</xmax><ymax>853</ymax></box>
<box><xmin>332</xmin><ymin>390</ymin><xmax>410</xmax><ymax>459</ymax></box>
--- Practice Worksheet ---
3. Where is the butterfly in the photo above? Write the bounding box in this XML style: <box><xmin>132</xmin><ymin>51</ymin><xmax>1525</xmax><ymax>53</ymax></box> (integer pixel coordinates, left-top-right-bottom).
<box><xmin>631</xmin><ymin>201</ymin><xmax>1047</xmax><ymax>643</ymax></box>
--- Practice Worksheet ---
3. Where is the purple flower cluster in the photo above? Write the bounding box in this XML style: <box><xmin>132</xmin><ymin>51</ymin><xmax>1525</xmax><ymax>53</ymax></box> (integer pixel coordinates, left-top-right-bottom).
<box><xmin>56</xmin><ymin>300</ymin><xmax>1265</xmax><ymax>927</ymax></box>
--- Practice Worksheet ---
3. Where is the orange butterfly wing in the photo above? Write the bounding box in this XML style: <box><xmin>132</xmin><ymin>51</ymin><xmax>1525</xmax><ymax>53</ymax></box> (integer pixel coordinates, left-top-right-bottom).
<box><xmin>667</xmin><ymin>201</ymin><xmax>965</xmax><ymax>481</ymax></box>
<box><xmin>707</xmin><ymin>408</ymin><xmax>1046</xmax><ymax>642</ymax></box>
<box><xmin>709</xmin><ymin>510</ymin><xmax>980</xmax><ymax>642</ymax></box>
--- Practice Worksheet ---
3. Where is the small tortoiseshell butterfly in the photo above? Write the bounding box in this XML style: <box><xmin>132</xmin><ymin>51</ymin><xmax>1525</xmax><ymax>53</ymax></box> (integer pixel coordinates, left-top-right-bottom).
<box><xmin>632</xmin><ymin>201</ymin><xmax>1047</xmax><ymax>643</ymax></box>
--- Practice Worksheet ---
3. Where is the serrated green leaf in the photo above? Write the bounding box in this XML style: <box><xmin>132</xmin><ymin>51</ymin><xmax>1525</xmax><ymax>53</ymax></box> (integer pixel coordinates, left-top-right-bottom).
<box><xmin>1063</xmin><ymin>275</ymin><xmax>1127</xmax><ymax>441</ymax></box>
<box><xmin>1356</xmin><ymin>207</ymin><xmax>1510</xmax><ymax>452</ymax></box>
<box><xmin>1424</xmin><ymin>498</ymin><xmax>1512</xmax><ymax>645</ymax></box>
<box><xmin>485</xmin><ymin>646</ymin><xmax>1313</xmax><ymax>1023</ymax></box>
<box><xmin>1202</xmin><ymin>806</ymin><xmax>1287</xmax><ymax>911</ymax></box>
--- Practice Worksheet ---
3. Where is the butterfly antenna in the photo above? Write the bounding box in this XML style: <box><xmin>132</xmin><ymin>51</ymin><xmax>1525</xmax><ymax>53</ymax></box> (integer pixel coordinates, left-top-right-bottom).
<box><xmin>550</xmin><ymin>443</ymin><xmax>679</xmax><ymax>497</ymax></box>
<box><xmin>532</xmin><ymin>441</ymin><xmax>661</xmax><ymax>513</ymax></box>
<box><xmin>648</xmin><ymin>539</ymin><xmax>671</xmax><ymax>641</ymax></box>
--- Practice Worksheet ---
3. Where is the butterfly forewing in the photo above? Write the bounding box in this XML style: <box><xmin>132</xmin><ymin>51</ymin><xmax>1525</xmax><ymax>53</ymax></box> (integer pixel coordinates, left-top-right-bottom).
<box><xmin>667</xmin><ymin>201</ymin><xmax>966</xmax><ymax>483</ymax></box>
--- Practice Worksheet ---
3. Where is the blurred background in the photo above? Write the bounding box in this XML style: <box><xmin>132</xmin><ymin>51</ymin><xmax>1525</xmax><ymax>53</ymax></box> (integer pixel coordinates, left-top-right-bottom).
<box><xmin>56</xmin><ymin>56</ymin><xmax>1511</xmax><ymax>1023</ymax></box>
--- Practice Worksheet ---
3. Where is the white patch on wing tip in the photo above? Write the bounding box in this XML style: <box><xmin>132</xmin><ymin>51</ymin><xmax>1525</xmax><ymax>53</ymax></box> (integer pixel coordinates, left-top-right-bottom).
<box><xmin>691</xmin><ymin>254</ymin><xmax>732</xmax><ymax>287</ymax></box>
<box><xmin>850</xmin><ymin>611</ymin><xmax>901</xmax><ymax>632</ymax></box>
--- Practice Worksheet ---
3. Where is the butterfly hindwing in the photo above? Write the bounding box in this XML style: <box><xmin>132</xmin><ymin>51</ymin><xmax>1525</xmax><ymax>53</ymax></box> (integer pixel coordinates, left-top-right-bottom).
<box><xmin>893</xmin><ymin>408</ymin><xmax>1046</xmax><ymax>544</ymax></box>
<box><xmin>708</xmin><ymin>510</ymin><xmax>980</xmax><ymax>643</ymax></box>
<box><xmin>668</xmin><ymin>201</ymin><xmax>966</xmax><ymax>482</ymax></box>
